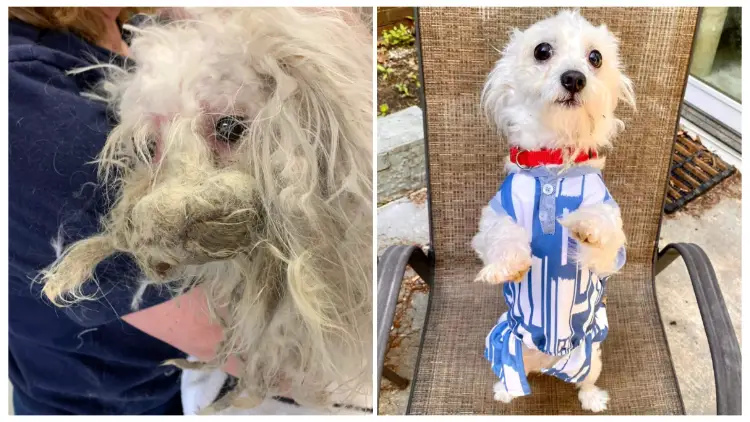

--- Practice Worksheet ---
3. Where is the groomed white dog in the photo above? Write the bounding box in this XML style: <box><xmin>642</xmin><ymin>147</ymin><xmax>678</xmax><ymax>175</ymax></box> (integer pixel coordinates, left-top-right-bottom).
<box><xmin>471</xmin><ymin>11</ymin><xmax>635</xmax><ymax>412</ymax></box>
<box><xmin>39</xmin><ymin>7</ymin><xmax>373</xmax><ymax>415</ymax></box>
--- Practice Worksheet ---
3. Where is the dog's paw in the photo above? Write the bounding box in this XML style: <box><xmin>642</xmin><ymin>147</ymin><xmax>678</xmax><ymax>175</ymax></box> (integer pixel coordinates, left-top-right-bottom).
<box><xmin>492</xmin><ymin>382</ymin><xmax>515</xmax><ymax>403</ymax></box>
<box><xmin>475</xmin><ymin>255</ymin><xmax>531</xmax><ymax>284</ymax></box>
<box><xmin>560</xmin><ymin>217</ymin><xmax>605</xmax><ymax>248</ymax></box>
<box><xmin>561</xmin><ymin>219</ymin><xmax>625</xmax><ymax>275</ymax></box>
<box><xmin>558</xmin><ymin>204</ymin><xmax>624</xmax><ymax>251</ymax></box>
<box><xmin>578</xmin><ymin>385</ymin><xmax>609</xmax><ymax>413</ymax></box>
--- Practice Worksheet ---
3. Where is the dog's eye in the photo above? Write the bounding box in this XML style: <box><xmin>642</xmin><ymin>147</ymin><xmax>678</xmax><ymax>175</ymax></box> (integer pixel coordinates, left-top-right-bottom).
<box><xmin>134</xmin><ymin>136</ymin><xmax>156</xmax><ymax>161</ymax></box>
<box><xmin>215</xmin><ymin>116</ymin><xmax>246</xmax><ymax>144</ymax></box>
<box><xmin>146</xmin><ymin>136</ymin><xmax>158</xmax><ymax>156</ymax></box>
<box><xmin>534</xmin><ymin>43</ymin><xmax>553</xmax><ymax>61</ymax></box>
<box><xmin>588</xmin><ymin>50</ymin><xmax>602</xmax><ymax>68</ymax></box>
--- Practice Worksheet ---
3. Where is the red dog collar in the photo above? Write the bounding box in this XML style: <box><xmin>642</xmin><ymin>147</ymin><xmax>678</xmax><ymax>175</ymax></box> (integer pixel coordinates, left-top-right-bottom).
<box><xmin>509</xmin><ymin>147</ymin><xmax>598</xmax><ymax>168</ymax></box>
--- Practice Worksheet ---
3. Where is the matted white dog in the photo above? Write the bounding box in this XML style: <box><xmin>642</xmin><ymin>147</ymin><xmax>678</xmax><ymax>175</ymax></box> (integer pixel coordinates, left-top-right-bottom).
<box><xmin>471</xmin><ymin>10</ymin><xmax>635</xmax><ymax>412</ymax></box>
<box><xmin>39</xmin><ymin>7</ymin><xmax>373</xmax><ymax>415</ymax></box>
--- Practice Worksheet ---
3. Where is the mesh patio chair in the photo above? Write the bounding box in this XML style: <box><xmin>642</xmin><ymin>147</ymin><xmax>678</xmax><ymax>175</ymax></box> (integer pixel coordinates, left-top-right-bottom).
<box><xmin>377</xmin><ymin>7</ymin><xmax>741</xmax><ymax>415</ymax></box>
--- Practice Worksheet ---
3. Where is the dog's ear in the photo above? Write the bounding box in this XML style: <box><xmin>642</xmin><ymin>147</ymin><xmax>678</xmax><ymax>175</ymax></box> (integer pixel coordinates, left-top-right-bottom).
<box><xmin>481</xmin><ymin>57</ymin><xmax>516</xmax><ymax>134</ymax></box>
<box><xmin>480</xmin><ymin>28</ymin><xmax>523</xmax><ymax>133</ymax></box>
<box><xmin>594</xmin><ymin>23</ymin><xmax>635</xmax><ymax>111</ymax></box>
<box><xmin>504</xmin><ymin>28</ymin><xmax>523</xmax><ymax>52</ymax></box>
<box><xmin>618</xmin><ymin>72</ymin><xmax>636</xmax><ymax>111</ymax></box>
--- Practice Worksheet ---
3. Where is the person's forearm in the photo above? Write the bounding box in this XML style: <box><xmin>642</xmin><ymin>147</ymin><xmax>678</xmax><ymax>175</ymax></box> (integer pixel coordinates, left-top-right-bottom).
<box><xmin>122</xmin><ymin>286</ymin><xmax>240</xmax><ymax>377</ymax></box>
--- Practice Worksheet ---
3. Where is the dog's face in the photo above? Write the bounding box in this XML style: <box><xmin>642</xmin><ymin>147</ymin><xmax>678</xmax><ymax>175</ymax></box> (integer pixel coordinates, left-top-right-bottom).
<box><xmin>102</xmin><ymin>9</ymin><xmax>283</xmax><ymax>279</ymax></box>
<box><xmin>115</xmin><ymin>8</ymin><xmax>275</xmax><ymax>165</ymax></box>
<box><xmin>482</xmin><ymin>10</ymin><xmax>635</xmax><ymax>151</ymax></box>
<box><xmin>94</xmin><ymin>8</ymin><xmax>373</xmax><ymax>282</ymax></box>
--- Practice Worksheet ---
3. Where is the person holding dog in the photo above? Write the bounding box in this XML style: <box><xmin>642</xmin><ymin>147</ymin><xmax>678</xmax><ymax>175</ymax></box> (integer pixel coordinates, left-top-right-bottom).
<box><xmin>8</xmin><ymin>7</ymin><xmax>235</xmax><ymax>415</ymax></box>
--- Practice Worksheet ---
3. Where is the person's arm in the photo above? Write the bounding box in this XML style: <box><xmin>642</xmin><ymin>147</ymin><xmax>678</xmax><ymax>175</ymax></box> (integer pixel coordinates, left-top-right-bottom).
<box><xmin>122</xmin><ymin>286</ymin><xmax>241</xmax><ymax>377</ymax></box>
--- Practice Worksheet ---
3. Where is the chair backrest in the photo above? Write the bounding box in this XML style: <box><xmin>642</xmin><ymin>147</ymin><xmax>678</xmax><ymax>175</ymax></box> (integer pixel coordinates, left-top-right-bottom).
<box><xmin>417</xmin><ymin>7</ymin><xmax>699</xmax><ymax>271</ymax></box>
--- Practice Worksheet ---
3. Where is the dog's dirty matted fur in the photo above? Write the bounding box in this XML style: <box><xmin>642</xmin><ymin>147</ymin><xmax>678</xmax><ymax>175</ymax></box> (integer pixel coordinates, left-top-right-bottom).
<box><xmin>38</xmin><ymin>7</ymin><xmax>373</xmax><ymax>412</ymax></box>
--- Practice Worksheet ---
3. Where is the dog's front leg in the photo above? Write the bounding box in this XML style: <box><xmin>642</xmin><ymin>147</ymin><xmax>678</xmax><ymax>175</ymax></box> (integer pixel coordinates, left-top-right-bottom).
<box><xmin>471</xmin><ymin>206</ymin><xmax>532</xmax><ymax>284</ymax></box>
<box><xmin>559</xmin><ymin>202</ymin><xmax>625</xmax><ymax>275</ymax></box>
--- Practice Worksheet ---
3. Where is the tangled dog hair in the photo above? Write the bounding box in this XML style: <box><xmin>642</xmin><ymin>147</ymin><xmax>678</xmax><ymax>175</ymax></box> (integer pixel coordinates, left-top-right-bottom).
<box><xmin>38</xmin><ymin>7</ymin><xmax>373</xmax><ymax>411</ymax></box>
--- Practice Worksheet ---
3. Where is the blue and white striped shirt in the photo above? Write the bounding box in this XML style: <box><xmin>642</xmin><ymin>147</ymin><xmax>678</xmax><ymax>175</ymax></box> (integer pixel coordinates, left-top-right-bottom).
<box><xmin>484</xmin><ymin>165</ymin><xmax>625</xmax><ymax>396</ymax></box>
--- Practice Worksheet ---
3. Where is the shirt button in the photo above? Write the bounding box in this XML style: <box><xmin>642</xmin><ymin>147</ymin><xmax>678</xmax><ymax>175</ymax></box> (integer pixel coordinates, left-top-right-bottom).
<box><xmin>542</xmin><ymin>184</ymin><xmax>554</xmax><ymax>195</ymax></box>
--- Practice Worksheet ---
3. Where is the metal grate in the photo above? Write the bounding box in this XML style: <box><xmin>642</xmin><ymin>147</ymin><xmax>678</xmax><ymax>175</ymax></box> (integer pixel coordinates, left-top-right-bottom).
<box><xmin>665</xmin><ymin>130</ymin><xmax>737</xmax><ymax>213</ymax></box>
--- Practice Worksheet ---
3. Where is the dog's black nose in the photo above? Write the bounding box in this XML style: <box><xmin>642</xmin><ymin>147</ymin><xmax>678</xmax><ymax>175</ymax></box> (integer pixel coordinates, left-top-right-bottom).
<box><xmin>561</xmin><ymin>70</ymin><xmax>586</xmax><ymax>93</ymax></box>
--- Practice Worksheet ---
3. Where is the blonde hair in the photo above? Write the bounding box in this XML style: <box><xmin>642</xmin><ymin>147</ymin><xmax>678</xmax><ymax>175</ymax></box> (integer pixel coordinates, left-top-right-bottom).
<box><xmin>8</xmin><ymin>7</ymin><xmax>154</xmax><ymax>45</ymax></box>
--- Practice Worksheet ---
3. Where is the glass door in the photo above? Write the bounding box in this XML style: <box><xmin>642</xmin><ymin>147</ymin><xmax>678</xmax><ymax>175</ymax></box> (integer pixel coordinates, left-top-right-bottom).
<box><xmin>683</xmin><ymin>7</ymin><xmax>742</xmax><ymax>138</ymax></box>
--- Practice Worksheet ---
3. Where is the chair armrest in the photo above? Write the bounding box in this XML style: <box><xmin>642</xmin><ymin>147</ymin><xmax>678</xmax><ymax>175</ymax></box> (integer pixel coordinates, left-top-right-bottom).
<box><xmin>656</xmin><ymin>242</ymin><xmax>741</xmax><ymax>415</ymax></box>
<box><xmin>377</xmin><ymin>245</ymin><xmax>434</xmax><ymax>392</ymax></box>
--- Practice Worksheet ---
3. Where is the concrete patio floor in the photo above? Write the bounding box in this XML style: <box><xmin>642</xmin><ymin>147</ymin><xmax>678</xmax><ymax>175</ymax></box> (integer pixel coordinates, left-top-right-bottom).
<box><xmin>377</xmin><ymin>173</ymin><xmax>742</xmax><ymax>415</ymax></box>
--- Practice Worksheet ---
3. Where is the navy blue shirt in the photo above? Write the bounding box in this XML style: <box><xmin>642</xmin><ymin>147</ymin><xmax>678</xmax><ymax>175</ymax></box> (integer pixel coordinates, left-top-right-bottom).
<box><xmin>8</xmin><ymin>19</ymin><xmax>186</xmax><ymax>415</ymax></box>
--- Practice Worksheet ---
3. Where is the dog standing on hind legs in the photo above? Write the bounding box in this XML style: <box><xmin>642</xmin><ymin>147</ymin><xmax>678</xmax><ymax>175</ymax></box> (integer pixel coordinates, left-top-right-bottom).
<box><xmin>471</xmin><ymin>10</ymin><xmax>635</xmax><ymax>413</ymax></box>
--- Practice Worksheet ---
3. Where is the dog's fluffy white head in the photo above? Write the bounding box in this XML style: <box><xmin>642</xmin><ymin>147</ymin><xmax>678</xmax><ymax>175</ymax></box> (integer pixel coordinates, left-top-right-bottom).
<box><xmin>41</xmin><ymin>7</ymin><xmax>372</xmax><ymax>410</ymax></box>
<box><xmin>481</xmin><ymin>10</ymin><xmax>635</xmax><ymax>152</ymax></box>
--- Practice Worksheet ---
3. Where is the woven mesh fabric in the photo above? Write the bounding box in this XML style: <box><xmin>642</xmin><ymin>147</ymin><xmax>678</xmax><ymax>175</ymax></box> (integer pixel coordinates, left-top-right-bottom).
<box><xmin>409</xmin><ymin>7</ymin><xmax>698</xmax><ymax>414</ymax></box>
